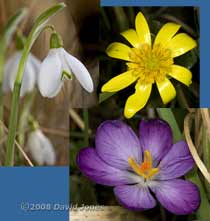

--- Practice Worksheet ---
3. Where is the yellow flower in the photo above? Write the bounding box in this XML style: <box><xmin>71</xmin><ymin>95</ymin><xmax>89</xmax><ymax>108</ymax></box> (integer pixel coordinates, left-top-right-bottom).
<box><xmin>101</xmin><ymin>12</ymin><xmax>197</xmax><ymax>118</ymax></box>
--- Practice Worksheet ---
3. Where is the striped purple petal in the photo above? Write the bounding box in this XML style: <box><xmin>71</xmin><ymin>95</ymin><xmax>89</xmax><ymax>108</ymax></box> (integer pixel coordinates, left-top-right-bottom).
<box><xmin>114</xmin><ymin>184</ymin><xmax>156</xmax><ymax>211</ymax></box>
<box><xmin>139</xmin><ymin>119</ymin><xmax>173</xmax><ymax>166</ymax></box>
<box><xmin>150</xmin><ymin>179</ymin><xmax>200</xmax><ymax>215</ymax></box>
<box><xmin>77</xmin><ymin>147</ymin><xmax>134</xmax><ymax>186</ymax></box>
<box><xmin>157</xmin><ymin>141</ymin><xmax>194</xmax><ymax>180</ymax></box>
<box><xmin>96</xmin><ymin>120</ymin><xmax>142</xmax><ymax>170</ymax></box>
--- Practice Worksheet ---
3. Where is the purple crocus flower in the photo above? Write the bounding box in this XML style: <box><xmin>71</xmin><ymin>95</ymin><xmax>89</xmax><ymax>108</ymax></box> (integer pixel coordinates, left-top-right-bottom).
<box><xmin>77</xmin><ymin>119</ymin><xmax>200</xmax><ymax>215</ymax></box>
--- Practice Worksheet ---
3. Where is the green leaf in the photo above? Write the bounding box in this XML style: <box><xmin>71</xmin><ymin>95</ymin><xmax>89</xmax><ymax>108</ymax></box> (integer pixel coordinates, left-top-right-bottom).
<box><xmin>70</xmin><ymin>175</ymin><xmax>97</xmax><ymax>205</ymax></box>
<box><xmin>186</xmin><ymin>169</ymin><xmax>210</xmax><ymax>221</ymax></box>
<box><xmin>16</xmin><ymin>2</ymin><xmax>66</xmax><ymax>83</ymax></box>
<box><xmin>2</xmin><ymin>8</ymin><xmax>28</xmax><ymax>47</ymax></box>
<box><xmin>157</xmin><ymin>108</ymin><xmax>210</xmax><ymax>221</ymax></box>
<box><xmin>157</xmin><ymin>108</ymin><xmax>183</xmax><ymax>142</ymax></box>
<box><xmin>99</xmin><ymin>92</ymin><xmax>116</xmax><ymax>103</ymax></box>
<box><xmin>175</xmin><ymin>48</ymin><xmax>199</xmax><ymax>69</ymax></box>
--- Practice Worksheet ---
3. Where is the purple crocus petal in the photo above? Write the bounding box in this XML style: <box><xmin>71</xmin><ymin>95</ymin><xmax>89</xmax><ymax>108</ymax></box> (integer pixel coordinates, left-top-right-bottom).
<box><xmin>139</xmin><ymin>119</ymin><xmax>173</xmax><ymax>166</ymax></box>
<box><xmin>114</xmin><ymin>184</ymin><xmax>156</xmax><ymax>211</ymax></box>
<box><xmin>77</xmin><ymin>147</ymin><xmax>134</xmax><ymax>186</ymax></box>
<box><xmin>150</xmin><ymin>179</ymin><xmax>200</xmax><ymax>215</ymax></box>
<box><xmin>95</xmin><ymin>120</ymin><xmax>142</xmax><ymax>170</ymax></box>
<box><xmin>157</xmin><ymin>141</ymin><xmax>194</xmax><ymax>180</ymax></box>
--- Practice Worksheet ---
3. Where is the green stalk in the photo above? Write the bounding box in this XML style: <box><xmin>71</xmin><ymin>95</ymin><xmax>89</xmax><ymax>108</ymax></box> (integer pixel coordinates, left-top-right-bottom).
<box><xmin>5</xmin><ymin>2</ymin><xmax>66</xmax><ymax>166</ymax></box>
<box><xmin>5</xmin><ymin>82</ymin><xmax>20</xmax><ymax>165</ymax></box>
<box><xmin>0</xmin><ymin>41</ymin><xmax>5</xmax><ymax>138</ymax></box>
<box><xmin>0</xmin><ymin>9</ymin><xmax>27</xmax><ymax>139</ymax></box>
<box><xmin>18</xmin><ymin>90</ymin><xmax>36</xmax><ymax>147</ymax></box>
<box><xmin>83</xmin><ymin>109</ymin><xmax>89</xmax><ymax>147</ymax></box>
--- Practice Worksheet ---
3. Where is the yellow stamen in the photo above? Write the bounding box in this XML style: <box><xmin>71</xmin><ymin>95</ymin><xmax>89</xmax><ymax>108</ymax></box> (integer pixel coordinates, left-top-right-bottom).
<box><xmin>128</xmin><ymin>150</ymin><xmax>159</xmax><ymax>180</ymax></box>
<box><xmin>127</xmin><ymin>43</ymin><xmax>173</xmax><ymax>85</ymax></box>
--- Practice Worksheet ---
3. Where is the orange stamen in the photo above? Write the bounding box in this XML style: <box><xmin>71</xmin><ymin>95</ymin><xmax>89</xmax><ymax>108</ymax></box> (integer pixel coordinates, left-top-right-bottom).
<box><xmin>128</xmin><ymin>150</ymin><xmax>159</xmax><ymax>180</ymax></box>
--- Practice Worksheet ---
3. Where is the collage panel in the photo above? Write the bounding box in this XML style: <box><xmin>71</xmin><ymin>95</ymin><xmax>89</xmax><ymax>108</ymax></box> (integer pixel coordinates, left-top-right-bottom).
<box><xmin>99</xmin><ymin>6</ymin><xmax>199</xmax><ymax>117</ymax></box>
<box><xmin>0</xmin><ymin>0</ymin><xmax>99</xmax><ymax>166</ymax></box>
<box><xmin>69</xmin><ymin>3</ymin><xmax>209</xmax><ymax>221</ymax></box>
<box><xmin>70</xmin><ymin>107</ymin><xmax>210</xmax><ymax>221</ymax></box>
<box><xmin>1</xmin><ymin>0</ymin><xmax>210</xmax><ymax>220</ymax></box>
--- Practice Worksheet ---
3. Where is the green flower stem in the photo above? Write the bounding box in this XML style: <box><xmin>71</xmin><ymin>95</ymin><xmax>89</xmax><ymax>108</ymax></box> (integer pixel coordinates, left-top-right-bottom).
<box><xmin>5</xmin><ymin>82</ymin><xmax>21</xmax><ymax>165</ymax></box>
<box><xmin>18</xmin><ymin>91</ymin><xmax>36</xmax><ymax>147</ymax></box>
<box><xmin>83</xmin><ymin>109</ymin><xmax>89</xmax><ymax>147</ymax></box>
<box><xmin>0</xmin><ymin>41</ymin><xmax>6</xmax><ymax>138</ymax></box>
<box><xmin>0</xmin><ymin>9</ymin><xmax>28</xmax><ymax>140</ymax></box>
<box><xmin>5</xmin><ymin>2</ymin><xmax>66</xmax><ymax>166</ymax></box>
<box><xmin>157</xmin><ymin>108</ymin><xmax>210</xmax><ymax>221</ymax></box>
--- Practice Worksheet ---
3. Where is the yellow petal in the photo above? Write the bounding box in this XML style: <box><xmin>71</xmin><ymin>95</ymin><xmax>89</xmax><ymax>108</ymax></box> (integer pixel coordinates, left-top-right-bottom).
<box><xmin>124</xmin><ymin>82</ymin><xmax>152</xmax><ymax>119</ymax></box>
<box><xmin>106</xmin><ymin>42</ymin><xmax>132</xmax><ymax>61</ymax></box>
<box><xmin>101</xmin><ymin>70</ymin><xmax>137</xmax><ymax>92</ymax></box>
<box><xmin>135</xmin><ymin>12</ymin><xmax>151</xmax><ymax>46</ymax></box>
<box><xmin>121</xmin><ymin>29</ymin><xmax>140</xmax><ymax>48</ymax></box>
<box><xmin>156</xmin><ymin>78</ymin><xmax>176</xmax><ymax>104</ymax></box>
<box><xmin>167</xmin><ymin>33</ymin><xmax>197</xmax><ymax>57</ymax></box>
<box><xmin>168</xmin><ymin>65</ymin><xmax>192</xmax><ymax>86</ymax></box>
<box><xmin>154</xmin><ymin>23</ymin><xmax>181</xmax><ymax>46</ymax></box>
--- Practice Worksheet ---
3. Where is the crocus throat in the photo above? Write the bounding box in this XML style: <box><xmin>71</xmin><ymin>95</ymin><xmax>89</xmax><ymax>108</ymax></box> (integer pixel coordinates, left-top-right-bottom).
<box><xmin>127</xmin><ymin>43</ymin><xmax>173</xmax><ymax>85</ymax></box>
<box><xmin>128</xmin><ymin>150</ymin><xmax>159</xmax><ymax>180</ymax></box>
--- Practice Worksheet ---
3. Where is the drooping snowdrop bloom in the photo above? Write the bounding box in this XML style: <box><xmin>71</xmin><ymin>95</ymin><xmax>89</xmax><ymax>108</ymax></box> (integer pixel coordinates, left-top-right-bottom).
<box><xmin>3</xmin><ymin>51</ymin><xmax>41</xmax><ymax>97</ymax></box>
<box><xmin>27</xmin><ymin>129</ymin><xmax>56</xmax><ymax>165</ymax></box>
<box><xmin>77</xmin><ymin>119</ymin><xmax>200</xmax><ymax>215</ymax></box>
<box><xmin>38</xmin><ymin>32</ymin><xmax>94</xmax><ymax>98</ymax></box>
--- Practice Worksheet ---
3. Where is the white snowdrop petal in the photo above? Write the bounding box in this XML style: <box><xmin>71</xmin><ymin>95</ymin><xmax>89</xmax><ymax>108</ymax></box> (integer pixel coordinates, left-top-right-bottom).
<box><xmin>27</xmin><ymin>130</ymin><xmax>45</xmax><ymax>165</ymax></box>
<box><xmin>4</xmin><ymin>51</ymin><xmax>39</xmax><ymax>96</ymax></box>
<box><xmin>38</xmin><ymin>49</ymin><xmax>63</xmax><ymax>98</ymax></box>
<box><xmin>27</xmin><ymin>130</ymin><xmax>56</xmax><ymax>165</ymax></box>
<box><xmin>4</xmin><ymin>52</ymin><xmax>22</xmax><ymax>93</ymax></box>
<box><xmin>29</xmin><ymin>53</ymin><xmax>41</xmax><ymax>75</ymax></box>
<box><xmin>36</xmin><ymin>130</ymin><xmax>56</xmax><ymax>165</ymax></box>
<box><xmin>62</xmin><ymin>48</ymin><xmax>94</xmax><ymax>93</ymax></box>
<box><xmin>19</xmin><ymin>62</ymin><xmax>36</xmax><ymax>97</ymax></box>
<box><xmin>43</xmin><ymin>140</ymin><xmax>56</xmax><ymax>165</ymax></box>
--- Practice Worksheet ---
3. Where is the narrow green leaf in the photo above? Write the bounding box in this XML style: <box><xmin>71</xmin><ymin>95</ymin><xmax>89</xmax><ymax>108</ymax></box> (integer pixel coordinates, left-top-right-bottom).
<box><xmin>2</xmin><ymin>8</ymin><xmax>28</xmax><ymax>47</ymax></box>
<box><xmin>202</xmin><ymin>127</ymin><xmax>210</xmax><ymax>199</ymax></box>
<box><xmin>157</xmin><ymin>108</ymin><xmax>183</xmax><ymax>142</ymax></box>
<box><xmin>157</xmin><ymin>108</ymin><xmax>210</xmax><ymax>221</ymax></box>
<box><xmin>186</xmin><ymin>169</ymin><xmax>210</xmax><ymax>221</ymax></box>
<box><xmin>175</xmin><ymin>48</ymin><xmax>198</xmax><ymax>69</ymax></box>
<box><xmin>16</xmin><ymin>2</ymin><xmax>66</xmax><ymax>83</ymax></box>
<box><xmin>83</xmin><ymin>109</ymin><xmax>89</xmax><ymax>147</ymax></box>
<box><xmin>99</xmin><ymin>92</ymin><xmax>116</xmax><ymax>103</ymax></box>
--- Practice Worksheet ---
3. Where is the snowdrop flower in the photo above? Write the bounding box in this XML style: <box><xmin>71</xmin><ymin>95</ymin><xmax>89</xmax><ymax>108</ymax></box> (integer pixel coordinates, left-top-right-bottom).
<box><xmin>38</xmin><ymin>32</ymin><xmax>94</xmax><ymax>98</ymax></box>
<box><xmin>27</xmin><ymin>129</ymin><xmax>56</xmax><ymax>165</ymax></box>
<box><xmin>3</xmin><ymin>51</ymin><xmax>41</xmax><ymax>97</ymax></box>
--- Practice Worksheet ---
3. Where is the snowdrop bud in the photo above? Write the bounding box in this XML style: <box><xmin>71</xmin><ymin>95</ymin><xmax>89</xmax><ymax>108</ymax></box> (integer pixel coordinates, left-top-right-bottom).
<box><xmin>50</xmin><ymin>32</ymin><xmax>63</xmax><ymax>48</ymax></box>
<box><xmin>3</xmin><ymin>51</ymin><xmax>41</xmax><ymax>97</ymax></box>
<box><xmin>38</xmin><ymin>32</ymin><xmax>94</xmax><ymax>98</ymax></box>
<box><xmin>27</xmin><ymin>129</ymin><xmax>56</xmax><ymax>165</ymax></box>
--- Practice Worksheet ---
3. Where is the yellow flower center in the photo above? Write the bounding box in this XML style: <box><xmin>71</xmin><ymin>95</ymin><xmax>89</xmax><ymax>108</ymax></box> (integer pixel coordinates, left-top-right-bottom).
<box><xmin>127</xmin><ymin>43</ymin><xmax>174</xmax><ymax>84</ymax></box>
<box><xmin>128</xmin><ymin>150</ymin><xmax>159</xmax><ymax>180</ymax></box>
